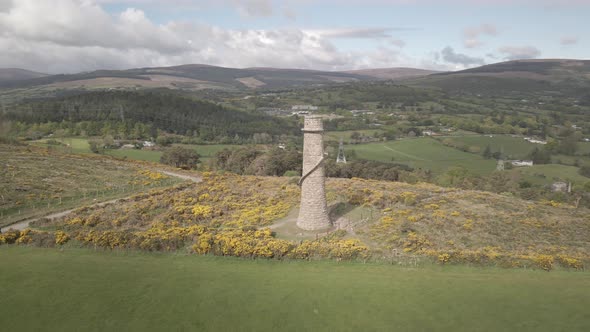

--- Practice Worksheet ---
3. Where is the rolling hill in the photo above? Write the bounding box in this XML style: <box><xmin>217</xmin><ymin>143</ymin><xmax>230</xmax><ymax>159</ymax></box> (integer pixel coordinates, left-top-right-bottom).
<box><xmin>2</xmin><ymin>59</ymin><xmax>589</xmax><ymax>100</ymax></box>
<box><xmin>0</xmin><ymin>65</ymin><xmax>372</xmax><ymax>91</ymax></box>
<box><xmin>0</xmin><ymin>64</ymin><xmax>438</xmax><ymax>92</ymax></box>
<box><xmin>408</xmin><ymin>59</ymin><xmax>590</xmax><ymax>97</ymax></box>
<box><xmin>0</xmin><ymin>68</ymin><xmax>47</xmax><ymax>82</ymax></box>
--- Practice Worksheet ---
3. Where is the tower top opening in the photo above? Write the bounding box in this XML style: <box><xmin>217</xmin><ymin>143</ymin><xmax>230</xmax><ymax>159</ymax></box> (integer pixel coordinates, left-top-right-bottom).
<box><xmin>303</xmin><ymin>116</ymin><xmax>324</xmax><ymax>132</ymax></box>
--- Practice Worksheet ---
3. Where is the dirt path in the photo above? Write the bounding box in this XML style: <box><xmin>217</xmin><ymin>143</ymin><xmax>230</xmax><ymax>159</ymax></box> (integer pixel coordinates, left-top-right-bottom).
<box><xmin>161</xmin><ymin>170</ymin><xmax>202</xmax><ymax>183</ymax></box>
<box><xmin>0</xmin><ymin>170</ymin><xmax>201</xmax><ymax>233</ymax></box>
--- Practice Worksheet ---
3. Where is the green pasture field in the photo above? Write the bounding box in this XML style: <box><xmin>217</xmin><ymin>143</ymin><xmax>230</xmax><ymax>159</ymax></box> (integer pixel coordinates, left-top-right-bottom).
<box><xmin>440</xmin><ymin>135</ymin><xmax>540</xmax><ymax>159</ymax></box>
<box><xmin>31</xmin><ymin>138</ymin><xmax>162</xmax><ymax>162</ymax></box>
<box><xmin>350</xmin><ymin>137</ymin><xmax>497</xmax><ymax>175</ymax></box>
<box><xmin>0</xmin><ymin>246</ymin><xmax>588</xmax><ymax>332</ymax></box>
<box><xmin>105</xmin><ymin>148</ymin><xmax>163</xmax><ymax>162</ymax></box>
<box><xmin>512</xmin><ymin>164</ymin><xmax>590</xmax><ymax>186</ymax></box>
<box><xmin>578</xmin><ymin>142</ymin><xmax>590</xmax><ymax>154</ymax></box>
<box><xmin>30</xmin><ymin>138</ymin><xmax>247</xmax><ymax>163</ymax></box>
<box><xmin>31</xmin><ymin>137</ymin><xmax>92</xmax><ymax>154</ymax></box>
<box><xmin>325</xmin><ymin>130</ymin><xmax>386</xmax><ymax>142</ymax></box>
<box><xmin>551</xmin><ymin>154</ymin><xmax>590</xmax><ymax>168</ymax></box>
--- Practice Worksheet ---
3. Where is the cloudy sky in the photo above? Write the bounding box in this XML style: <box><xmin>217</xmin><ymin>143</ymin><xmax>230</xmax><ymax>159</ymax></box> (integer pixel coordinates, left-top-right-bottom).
<box><xmin>0</xmin><ymin>0</ymin><xmax>588</xmax><ymax>74</ymax></box>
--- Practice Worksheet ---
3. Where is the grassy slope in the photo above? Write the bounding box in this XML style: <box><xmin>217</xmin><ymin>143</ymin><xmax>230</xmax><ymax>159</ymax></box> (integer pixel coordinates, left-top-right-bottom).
<box><xmin>0</xmin><ymin>144</ymin><xmax>179</xmax><ymax>227</ymax></box>
<box><xmin>1</xmin><ymin>246</ymin><xmax>589</xmax><ymax>332</ymax></box>
<box><xmin>351</xmin><ymin>137</ymin><xmax>496</xmax><ymax>174</ymax></box>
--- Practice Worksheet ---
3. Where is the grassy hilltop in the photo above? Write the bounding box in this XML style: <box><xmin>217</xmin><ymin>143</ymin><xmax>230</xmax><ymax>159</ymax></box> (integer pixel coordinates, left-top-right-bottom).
<box><xmin>10</xmin><ymin>167</ymin><xmax>588</xmax><ymax>270</ymax></box>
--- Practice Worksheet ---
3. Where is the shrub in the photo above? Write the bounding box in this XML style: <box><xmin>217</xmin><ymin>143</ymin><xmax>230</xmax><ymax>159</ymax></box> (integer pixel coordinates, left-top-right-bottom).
<box><xmin>55</xmin><ymin>231</ymin><xmax>70</xmax><ymax>245</ymax></box>
<box><xmin>160</xmin><ymin>146</ymin><xmax>200</xmax><ymax>169</ymax></box>
<box><xmin>0</xmin><ymin>230</ymin><xmax>21</xmax><ymax>244</ymax></box>
<box><xmin>556</xmin><ymin>255</ymin><xmax>583</xmax><ymax>270</ymax></box>
<box><xmin>438</xmin><ymin>253</ymin><xmax>451</xmax><ymax>264</ymax></box>
<box><xmin>534</xmin><ymin>255</ymin><xmax>554</xmax><ymax>271</ymax></box>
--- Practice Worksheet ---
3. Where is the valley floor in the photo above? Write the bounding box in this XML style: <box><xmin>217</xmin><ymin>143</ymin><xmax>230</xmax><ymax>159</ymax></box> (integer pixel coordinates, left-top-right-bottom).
<box><xmin>1</xmin><ymin>246</ymin><xmax>589</xmax><ymax>332</ymax></box>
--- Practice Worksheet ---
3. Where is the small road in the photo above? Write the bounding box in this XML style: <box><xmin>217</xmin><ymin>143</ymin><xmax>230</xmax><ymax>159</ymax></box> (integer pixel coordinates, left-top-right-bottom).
<box><xmin>0</xmin><ymin>170</ymin><xmax>201</xmax><ymax>233</ymax></box>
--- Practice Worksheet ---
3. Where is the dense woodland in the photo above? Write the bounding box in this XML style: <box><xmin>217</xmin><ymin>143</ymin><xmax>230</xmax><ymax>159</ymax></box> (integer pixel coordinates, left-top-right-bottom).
<box><xmin>3</xmin><ymin>91</ymin><xmax>300</xmax><ymax>142</ymax></box>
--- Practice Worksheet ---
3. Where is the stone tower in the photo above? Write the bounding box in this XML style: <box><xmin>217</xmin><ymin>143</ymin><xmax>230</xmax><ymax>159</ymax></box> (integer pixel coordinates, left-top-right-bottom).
<box><xmin>297</xmin><ymin>116</ymin><xmax>331</xmax><ymax>230</ymax></box>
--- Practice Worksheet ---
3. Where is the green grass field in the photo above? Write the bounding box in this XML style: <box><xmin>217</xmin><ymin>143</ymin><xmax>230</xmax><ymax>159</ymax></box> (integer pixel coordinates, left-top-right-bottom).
<box><xmin>441</xmin><ymin>135</ymin><xmax>539</xmax><ymax>159</ymax></box>
<box><xmin>105</xmin><ymin>148</ymin><xmax>163</xmax><ymax>162</ymax></box>
<box><xmin>30</xmin><ymin>138</ymin><xmax>246</xmax><ymax>163</ymax></box>
<box><xmin>325</xmin><ymin>130</ymin><xmax>386</xmax><ymax>142</ymax></box>
<box><xmin>578</xmin><ymin>142</ymin><xmax>590</xmax><ymax>154</ymax></box>
<box><xmin>31</xmin><ymin>138</ymin><xmax>163</xmax><ymax>162</ymax></box>
<box><xmin>513</xmin><ymin>164</ymin><xmax>590</xmax><ymax>186</ymax></box>
<box><xmin>31</xmin><ymin>137</ymin><xmax>93</xmax><ymax>154</ymax></box>
<box><xmin>174</xmin><ymin>143</ymin><xmax>246</xmax><ymax>160</ymax></box>
<box><xmin>1</xmin><ymin>246</ymin><xmax>589</xmax><ymax>332</ymax></box>
<box><xmin>351</xmin><ymin>137</ymin><xmax>497</xmax><ymax>174</ymax></box>
<box><xmin>551</xmin><ymin>154</ymin><xmax>590</xmax><ymax>168</ymax></box>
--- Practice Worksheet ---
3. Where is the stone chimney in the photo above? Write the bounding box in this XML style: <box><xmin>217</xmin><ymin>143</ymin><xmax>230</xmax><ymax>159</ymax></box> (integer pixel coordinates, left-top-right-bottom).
<box><xmin>297</xmin><ymin>116</ymin><xmax>331</xmax><ymax>230</ymax></box>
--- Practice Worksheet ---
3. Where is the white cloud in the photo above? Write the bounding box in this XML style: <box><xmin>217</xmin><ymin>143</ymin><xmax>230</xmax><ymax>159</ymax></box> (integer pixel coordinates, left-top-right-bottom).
<box><xmin>0</xmin><ymin>0</ymin><xmax>13</xmax><ymax>12</ymax></box>
<box><xmin>307</xmin><ymin>27</ymin><xmax>407</xmax><ymax>49</ymax></box>
<box><xmin>463</xmin><ymin>23</ymin><xmax>497</xmax><ymax>48</ymax></box>
<box><xmin>232</xmin><ymin>0</ymin><xmax>272</xmax><ymax>17</ymax></box>
<box><xmin>498</xmin><ymin>46</ymin><xmax>541</xmax><ymax>60</ymax></box>
<box><xmin>560</xmin><ymin>36</ymin><xmax>578</xmax><ymax>45</ymax></box>
<box><xmin>310</xmin><ymin>27</ymin><xmax>401</xmax><ymax>39</ymax></box>
<box><xmin>440</xmin><ymin>46</ymin><xmax>485</xmax><ymax>66</ymax></box>
<box><xmin>0</xmin><ymin>0</ymin><xmax>421</xmax><ymax>73</ymax></box>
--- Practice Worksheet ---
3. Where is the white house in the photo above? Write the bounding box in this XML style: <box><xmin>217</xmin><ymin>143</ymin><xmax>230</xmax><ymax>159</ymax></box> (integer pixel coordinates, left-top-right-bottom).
<box><xmin>551</xmin><ymin>182</ymin><xmax>569</xmax><ymax>193</ymax></box>
<box><xmin>292</xmin><ymin>105</ymin><xmax>318</xmax><ymax>111</ymax></box>
<box><xmin>524</xmin><ymin>137</ymin><xmax>547</xmax><ymax>145</ymax></box>
<box><xmin>511</xmin><ymin>160</ymin><xmax>534</xmax><ymax>167</ymax></box>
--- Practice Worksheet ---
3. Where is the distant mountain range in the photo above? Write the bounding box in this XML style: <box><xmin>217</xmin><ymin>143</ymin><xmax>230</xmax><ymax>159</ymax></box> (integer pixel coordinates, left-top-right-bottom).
<box><xmin>0</xmin><ymin>64</ymin><xmax>440</xmax><ymax>91</ymax></box>
<box><xmin>0</xmin><ymin>59</ymin><xmax>589</xmax><ymax>95</ymax></box>
<box><xmin>342</xmin><ymin>67</ymin><xmax>440</xmax><ymax>80</ymax></box>
<box><xmin>0</xmin><ymin>68</ymin><xmax>47</xmax><ymax>81</ymax></box>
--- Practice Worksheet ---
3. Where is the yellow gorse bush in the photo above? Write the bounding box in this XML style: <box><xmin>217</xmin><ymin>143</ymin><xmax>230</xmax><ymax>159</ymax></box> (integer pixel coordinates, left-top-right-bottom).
<box><xmin>55</xmin><ymin>231</ymin><xmax>70</xmax><ymax>245</ymax></box>
<box><xmin>15</xmin><ymin>171</ymin><xmax>588</xmax><ymax>269</ymax></box>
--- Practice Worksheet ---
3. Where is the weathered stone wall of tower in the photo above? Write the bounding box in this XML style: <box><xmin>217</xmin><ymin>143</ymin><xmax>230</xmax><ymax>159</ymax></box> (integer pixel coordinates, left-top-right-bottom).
<box><xmin>297</xmin><ymin>116</ymin><xmax>331</xmax><ymax>230</ymax></box>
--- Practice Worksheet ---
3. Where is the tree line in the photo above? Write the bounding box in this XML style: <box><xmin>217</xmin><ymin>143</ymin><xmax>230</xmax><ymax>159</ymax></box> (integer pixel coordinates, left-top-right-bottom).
<box><xmin>3</xmin><ymin>90</ymin><xmax>300</xmax><ymax>142</ymax></box>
